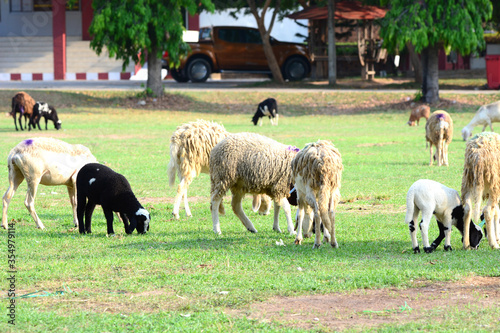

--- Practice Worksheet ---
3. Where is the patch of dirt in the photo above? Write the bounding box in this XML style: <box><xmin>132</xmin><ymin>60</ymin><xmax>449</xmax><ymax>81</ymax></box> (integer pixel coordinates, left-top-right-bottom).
<box><xmin>227</xmin><ymin>276</ymin><xmax>500</xmax><ymax>331</ymax></box>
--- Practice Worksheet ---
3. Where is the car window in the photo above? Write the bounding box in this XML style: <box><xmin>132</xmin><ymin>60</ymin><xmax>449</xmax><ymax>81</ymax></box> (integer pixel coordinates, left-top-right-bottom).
<box><xmin>244</xmin><ymin>29</ymin><xmax>262</xmax><ymax>44</ymax></box>
<box><xmin>218</xmin><ymin>29</ymin><xmax>241</xmax><ymax>43</ymax></box>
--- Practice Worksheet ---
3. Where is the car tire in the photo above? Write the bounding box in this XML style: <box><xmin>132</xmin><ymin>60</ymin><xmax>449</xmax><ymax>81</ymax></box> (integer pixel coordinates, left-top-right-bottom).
<box><xmin>187</xmin><ymin>58</ymin><xmax>211</xmax><ymax>83</ymax></box>
<box><xmin>170</xmin><ymin>68</ymin><xmax>189</xmax><ymax>83</ymax></box>
<box><xmin>283</xmin><ymin>57</ymin><xmax>309</xmax><ymax>81</ymax></box>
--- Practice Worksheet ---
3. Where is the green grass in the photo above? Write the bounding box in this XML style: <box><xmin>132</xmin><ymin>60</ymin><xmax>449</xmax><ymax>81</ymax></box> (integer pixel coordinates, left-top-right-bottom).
<box><xmin>0</xmin><ymin>90</ymin><xmax>499</xmax><ymax>332</ymax></box>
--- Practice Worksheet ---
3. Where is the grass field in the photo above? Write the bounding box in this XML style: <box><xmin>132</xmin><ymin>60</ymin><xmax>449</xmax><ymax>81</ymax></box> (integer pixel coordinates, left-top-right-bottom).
<box><xmin>0</xmin><ymin>89</ymin><xmax>499</xmax><ymax>332</ymax></box>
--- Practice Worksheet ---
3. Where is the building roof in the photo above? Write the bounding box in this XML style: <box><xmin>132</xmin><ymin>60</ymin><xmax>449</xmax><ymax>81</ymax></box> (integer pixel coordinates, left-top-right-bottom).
<box><xmin>288</xmin><ymin>1</ymin><xmax>387</xmax><ymax>21</ymax></box>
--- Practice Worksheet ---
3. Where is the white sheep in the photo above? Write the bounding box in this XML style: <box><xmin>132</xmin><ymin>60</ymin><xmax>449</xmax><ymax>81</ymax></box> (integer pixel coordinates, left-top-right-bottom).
<box><xmin>461</xmin><ymin>101</ymin><xmax>500</xmax><ymax>141</ymax></box>
<box><xmin>405</xmin><ymin>179</ymin><xmax>483</xmax><ymax>253</ymax></box>
<box><xmin>2</xmin><ymin>138</ymin><xmax>97</xmax><ymax>230</ymax></box>
<box><xmin>209</xmin><ymin>132</ymin><xmax>297</xmax><ymax>235</ymax></box>
<box><xmin>292</xmin><ymin>140</ymin><xmax>343</xmax><ymax>248</ymax></box>
<box><xmin>425</xmin><ymin>110</ymin><xmax>453</xmax><ymax>166</ymax></box>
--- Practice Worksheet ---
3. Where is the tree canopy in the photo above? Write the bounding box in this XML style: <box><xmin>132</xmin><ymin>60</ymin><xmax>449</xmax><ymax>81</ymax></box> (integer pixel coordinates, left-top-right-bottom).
<box><xmin>89</xmin><ymin>0</ymin><xmax>214</xmax><ymax>96</ymax></box>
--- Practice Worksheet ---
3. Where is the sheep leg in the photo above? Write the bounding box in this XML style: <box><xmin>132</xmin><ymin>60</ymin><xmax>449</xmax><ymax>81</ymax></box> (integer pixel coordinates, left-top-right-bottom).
<box><xmin>24</xmin><ymin>178</ymin><xmax>44</xmax><ymax>229</ymax></box>
<box><xmin>274</xmin><ymin>197</ymin><xmax>295</xmax><ymax>235</ymax></box>
<box><xmin>211</xmin><ymin>191</ymin><xmax>224</xmax><ymax>235</ymax></box>
<box><xmin>231</xmin><ymin>192</ymin><xmax>257</xmax><ymax>233</ymax></box>
<box><xmin>103</xmin><ymin>207</ymin><xmax>115</xmax><ymax>235</ymax></box>
<box><xmin>2</xmin><ymin>169</ymin><xmax>24</xmax><ymax>229</ymax></box>
<box><xmin>66</xmin><ymin>185</ymin><xmax>78</xmax><ymax>227</ymax></box>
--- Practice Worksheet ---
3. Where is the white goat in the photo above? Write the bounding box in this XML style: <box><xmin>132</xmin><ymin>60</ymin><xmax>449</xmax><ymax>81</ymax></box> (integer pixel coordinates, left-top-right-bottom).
<box><xmin>461</xmin><ymin>101</ymin><xmax>500</xmax><ymax>141</ymax></box>
<box><xmin>2</xmin><ymin>138</ymin><xmax>97</xmax><ymax>230</ymax></box>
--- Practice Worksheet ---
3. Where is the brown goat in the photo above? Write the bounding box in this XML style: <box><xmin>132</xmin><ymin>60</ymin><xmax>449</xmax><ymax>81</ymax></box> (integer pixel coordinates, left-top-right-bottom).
<box><xmin>407</xmin><ymin>105</ymin><xmax>431</xmax><ymax>126</ymax></box>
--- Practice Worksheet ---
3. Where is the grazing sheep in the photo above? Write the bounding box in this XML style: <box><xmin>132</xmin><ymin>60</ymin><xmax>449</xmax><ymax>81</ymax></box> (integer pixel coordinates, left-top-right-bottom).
<box><xmin>10</xmin><ymin>91</ymin><xmax>35</xmax><ymax>131</ymax></box>
<box><xmin>209</xmin><ymin>133</ymin><xmax>297</xmax><ymax>235</ymax></box>
<box><xmin>30</xmin><ymin>102</ymin><xmax>61</xmax><ymax>130</ymax></box>
<box><xmin>461</xmin><ymin>101</ymin><xmax>500</xmax><ymax>141</ymax></box>
<box><xmin>407</xmin><ymin>105</ymin><xmax>430</xmax><ymax>126</ymax></box>
<box><xmin>461</xmin><ymin>132</ymin><xmax>500</xmax><ymax>249</ymax></box>
<box><xmin>405</xmin><ymin>179</ymin><xmax>483</xmax><ymax>253</ymax></box>
<box><xmin>2</xmin><ymin>138</ymin><xmax>97</xmax><ymax>230</ymax></box>
<box><xmin>425</xmin><ymin>110</ymin><xmax>453</xmax><ymax>166</ymax></box>
<box><xmin>76</xmin><ymin>163</ymin><xmax>150</xmax><ymax>235</ymax></box>
<box><xmin>252</xmin><ymin>98</ymin><xmax>278</xmax><ymax>126</ymax></box>
<box><xmin>292</xmin><ymin>140</ymin><xmax>343</xmax><ymax>248</ymax></box>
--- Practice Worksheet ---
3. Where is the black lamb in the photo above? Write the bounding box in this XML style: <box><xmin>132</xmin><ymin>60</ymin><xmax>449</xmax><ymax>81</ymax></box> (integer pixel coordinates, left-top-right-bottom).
<box><xmin>30</xmin><ymin>102</ymin><xmax>61</xmax><ymax>130</ymax></box>
<box><xmin>76</xmin><ymin>163</ymin><xmax>150</xmax><ymax>235</ymax></box>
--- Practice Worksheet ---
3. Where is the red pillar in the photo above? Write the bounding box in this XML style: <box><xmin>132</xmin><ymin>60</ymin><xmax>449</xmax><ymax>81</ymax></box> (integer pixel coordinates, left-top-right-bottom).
<box><xmin>81</xmin><ymin>0</ymin><xmax>93</xmax><ymax>41</ymax></box>
<box><xmin>52</xmin><ymin>0</ymin><xmax>66</xmax><ymax>80</ymax></box>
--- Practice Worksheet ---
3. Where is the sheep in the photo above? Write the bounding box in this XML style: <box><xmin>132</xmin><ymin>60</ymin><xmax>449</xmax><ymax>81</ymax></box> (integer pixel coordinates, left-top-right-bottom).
<box><xmin>167</xmin><ymin>119</ymin><xmax>266</xmax><ymax>219</ymax></box>
<box><xmin>291</xmin><ymin>140</ymin><xmax>343</xmax><ymax>248</ymax></box>
<box><xmin>461</xmin><ymin>132</ymin><xmax>500</xmax><ymax>249</ymax></box>
<box><xmin>252</xmin><ymin>98</ymin><xmax>279</xmax><ymax>126</ymax></box>
<box><xmin>30</xmin><ymin>102</ymin><xmax>61</xmax><ymax>130</ymax></box>
<box><xmin>10</xmin><ymin>91</ymin><xmax>35</xmax><ymax>131</ymax></box>
<box><xmin>209</xmin><ymin>132</ymin><xmax>297</xmax><ymax>235</ymax></box>
<box><xmin>425</xmin><ymin>110</ymin><xmax>453</xmax><ymax>166</ymax></box>
<box><xmin>405</xmin><ymin>179</ymin><xmax>483</xmax><ymax>253</ymax></box>
<box><xmin>407</xmin><ymin>105</ymin><xmax>430</xmax><ymax>126</ymax></box>
<box><xmin>461</xmin><ymin>101</ymin><xmax>500</xmax><ymax>141</ymax></box>
<box><xmin>76</xmin><ymin>163</ymin><xmax>150</xmax><ymax>235</ymax></box>
<box><xmin>2</xmin><ymin>138</ymin><xmax>97</xmax><ymax>230</ymax></box>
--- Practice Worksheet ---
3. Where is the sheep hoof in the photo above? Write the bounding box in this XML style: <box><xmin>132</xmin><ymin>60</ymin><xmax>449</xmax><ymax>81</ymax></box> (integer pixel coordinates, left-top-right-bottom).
<box><xmin>413</xmin><ymin>246</ymin><xmax>421</xmax><ymax>254</ymax></box>
<box><xmin>424</xmin><ymin>246</ymin><xmax>434</xmax><ymax>253</ymax></box>
<box><xmin>444</xmin><ymin>245</ymin><xmax>453</xmax><ymax>251</ymax></box>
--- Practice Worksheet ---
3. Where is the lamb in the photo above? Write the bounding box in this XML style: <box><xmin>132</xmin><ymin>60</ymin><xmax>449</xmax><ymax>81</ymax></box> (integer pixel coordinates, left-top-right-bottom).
<box><xmin>461</xmin><ymin>101</ymin><xmax>500</xmax><ymax>141</ymax></box>
<box><xmin>252</xmin><ymin>98</ymin><xmax>279</xmax><ymax>126</ymax></box>
<box><xmin>209</xmin><ymin>132</ymin><xmax>297</xmax><ymax>235</ymax></box>
<box><xmin>461</xmin><ymin>132</ymin><xmax>500</xmax><ymax>249</ymax></box>
<box><xmin>425</xmin><ymin>110</ymin><xmax>453</xmax><ymax>166</ymax></box>
<box><xmin>30</xmin><ymin>102</ymin><xmax>61</xmax><ymax>130</ymax></box>
<box><xmin>10</xmin><ymin>91</ymin><xmax>36</xmax><ymax>131</ymax></box>
<box><xmin>292</xmin><ymin>140</ymin><xmax>343</xmax><ymax>248</ymax></box>
<box><xmin>407</xmin><ymin>104</ymin><xmax>430</xmax><ymax>126</ymax></box>
<box><xmin>405</xmin><ymin>179</ymin><xmax>483</xmax><ymax>253</ymax></box>
<box><xmin>2</xmin><ymin>138</ymin><xmax>97</xmax><ymax>230</ymax></box>
<box><xmin>76</xmin><ymin>163</ymin><xmax>150</xmax><ymax>235</ymax></box>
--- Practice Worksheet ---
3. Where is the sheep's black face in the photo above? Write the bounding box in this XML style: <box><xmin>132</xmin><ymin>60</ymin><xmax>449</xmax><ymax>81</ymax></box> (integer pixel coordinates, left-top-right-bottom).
<box><xmin>135</xmin><ymin>208</ymin><xmax>150</xmax><ymax>234</ymax></box>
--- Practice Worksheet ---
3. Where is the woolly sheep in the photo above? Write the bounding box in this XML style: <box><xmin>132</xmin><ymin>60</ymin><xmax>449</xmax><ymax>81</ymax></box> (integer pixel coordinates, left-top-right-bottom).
<box><xmin>10</xmin><ymin>91</ymin><xmax>35</xmax><ymax>131</ymax></box>
<box><xmin>292</xmin><ymin>140</ymin><xmax>343</xmax><ymax>248</ymax></box>
<box><xmin>209</xmin><ymin>132</ymin><xmax>297</xmax><ymax>235</ymax></box>
<box><xmin>405</xmin><ymin>179</ymin><xmax>483</xmax><ymax>253</ymax></box>
<box><xmin>407</xmin><ymin>105</ymin><xmax>430</xmax><ymax>126</ymax></box>
<box><xmin>2</xmin><ymin>138</ymin><xmax>97</xmax><ymax>230</ymax></box>
<box><xmin>461</xmin><ymin>101</ymin><xmax>500</xmax><ymax>141</ymax></box>
<box><xmin>425</xmin><ymin>110</ymin><xmax>453</xmax><ymax>166</ymax></box>
<box><xmin>461</xmin><ymin>132</ymin><xmax>500</xmax><ymax>249</ymax></box>
<box><xmin>76</xmin><ymin>163</ymin><xmax>150</xmax><ymax>235</ymax></box>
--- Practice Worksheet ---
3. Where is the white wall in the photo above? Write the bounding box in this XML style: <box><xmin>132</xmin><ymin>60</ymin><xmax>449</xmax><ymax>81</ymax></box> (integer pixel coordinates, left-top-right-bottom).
<box><xmin>199</xmin><ymin>10</ymin><xmax>308</xmax><ymax>43</ymax></box>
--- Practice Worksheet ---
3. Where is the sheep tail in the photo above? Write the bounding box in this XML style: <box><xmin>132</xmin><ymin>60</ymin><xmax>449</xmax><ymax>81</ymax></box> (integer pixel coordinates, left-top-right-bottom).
<box><xmin>167</xmin><ymin>142</ymin><xmax>179</xmax><ymax>187</ymax></box>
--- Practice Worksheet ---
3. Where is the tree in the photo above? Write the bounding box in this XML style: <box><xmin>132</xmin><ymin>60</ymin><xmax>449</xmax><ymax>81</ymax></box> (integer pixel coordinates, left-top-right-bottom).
<box><xmin>89</xmin><ymin>0</ymin><xmax>214</xmax><ymax>97</ymax></box>
<box><xmin>379</xmin><ymin>0</ymin><xmax>493</xmax><ymax>104</ymax></box>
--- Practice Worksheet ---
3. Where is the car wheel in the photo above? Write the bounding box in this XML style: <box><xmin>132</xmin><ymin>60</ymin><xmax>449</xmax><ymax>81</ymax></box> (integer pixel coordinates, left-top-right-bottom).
<box><xmin>187</xmin><ymin>58</ymin><xmax>211</xmax><ymax>83</ymax></box>
<box><xmin>170</xmin><ymin>68</ymin><xmax>189</xmax><ymax>83</ymax></box>
<box><xmin>283</xmin><ymin>57</ymin><xmax>309</xmax><ymax>81</ymax></box>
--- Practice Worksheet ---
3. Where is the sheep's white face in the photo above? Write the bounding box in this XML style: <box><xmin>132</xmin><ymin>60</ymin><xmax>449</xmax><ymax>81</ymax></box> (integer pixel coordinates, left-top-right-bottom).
<box><xmin>461</xmin><ymin>128</ymin><xmax>471</xmax><ymax>141</ymax></box>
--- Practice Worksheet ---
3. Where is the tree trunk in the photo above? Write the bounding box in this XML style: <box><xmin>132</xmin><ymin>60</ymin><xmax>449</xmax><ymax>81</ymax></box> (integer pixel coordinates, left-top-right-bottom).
<box><xmin>147</xmin><ymin>45</ymin><xmax>163</xmax><ymax>97</ymax></box>
<box><xmin>406</xmin><ymin>42</ymin><xmax>422</xmax><ymax>84</ymax></box>
<box><xmin>327</xmin><ymin>0</ymin><xmax>336</xmax><ymax>85</ymax></box>
<box><xmin>421</xmin><ymin>45</ymin><xmax>439</xmax><ymax>104</ymax></box>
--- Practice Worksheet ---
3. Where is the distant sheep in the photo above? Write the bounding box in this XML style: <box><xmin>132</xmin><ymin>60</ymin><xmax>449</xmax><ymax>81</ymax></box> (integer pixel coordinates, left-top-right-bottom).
<box><xmin>209</xmin><ymin>133</ymin><xmax>297</xmax><ymax>235</ymax></box>
<box><xmin>407</xmin><ymin>105</ymin><xmax>430</xmax><ymax>126</ymax></box>
<box><xmin>30</xmin><ymin>102</ymin><xmax>61</xmax><ymax>130</ymax></box>
<box><xmin>425</xmin><ymin>110</ymin><xmax>453</xmax><ymax>166</ymax></box>
<box><xmin>292</xmin><ymin>140</ymin><xmax>343</xmax><ymax>248</ymax></box>
<box><xmin>405</xmin><ymin>179</ymin><xmax>483</xmax><ymax>253</ymax></box>
<box><xmin>10</xmin><ymin>91</ymin><xmax>35</xmax><ymax>131</ymax></box>
<box><xmin>2</xmin><ymin>138</ymin><xmax>97</xmax><ymax>230</ymax></box>
<box><xmin>76</xmin><ymin>163</ymin><xmax>150</xmax><ymax>235</ymax></box>
<box><xmin>461</xmin><ymin>132</ymin><xmax>500</xmax><ymax>249</ymax></box>
<box><xmin>252</xmin><ymin>98</ymin><xmax>278</xmax><ymax>126</ymax></box>
<box><xmin>461</xmin><ymin>101</ymin><xmax>500</xmax><ymax>141</ymax></box>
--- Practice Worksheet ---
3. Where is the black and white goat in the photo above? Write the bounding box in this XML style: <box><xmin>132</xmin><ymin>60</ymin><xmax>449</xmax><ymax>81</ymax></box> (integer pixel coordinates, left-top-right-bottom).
<box><xmin>76</xmin><ymin>163</ymin><xmax>150</xmax><ymax>235</ymax></box>
<box><xmin>405</xmin><ymin>179</ymin><xmax>483</xmax><ymax>253</ymax></box>
<box><xmin>252</xmin><ymin>98</ymin><xmax>278</xmax><ymax>126</ymax></box>
<box><xmin>30</xmin><ymin>102</ymin><xmax>61</xmax><ymax>130</ymax></box>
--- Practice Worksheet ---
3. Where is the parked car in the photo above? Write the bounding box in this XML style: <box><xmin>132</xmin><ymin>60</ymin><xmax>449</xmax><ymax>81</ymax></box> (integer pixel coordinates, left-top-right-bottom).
<box><xmin>164</xmin><ymin>26</ymin><xmax>311</xmax><ymax>83</ymax></box>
